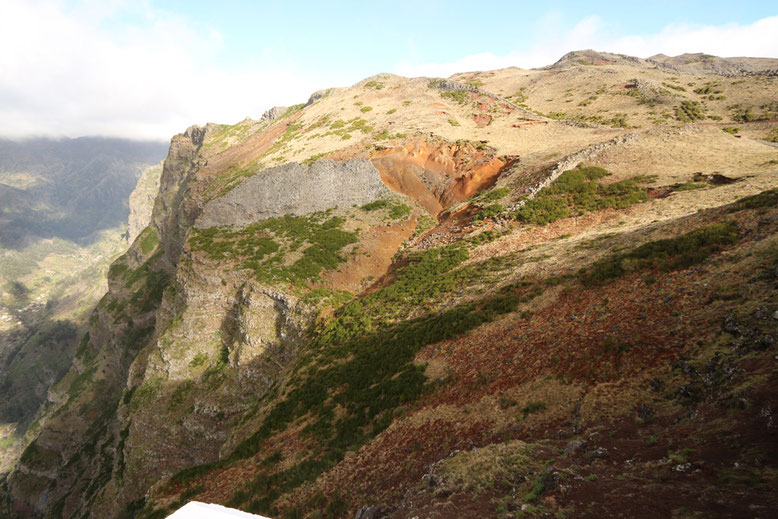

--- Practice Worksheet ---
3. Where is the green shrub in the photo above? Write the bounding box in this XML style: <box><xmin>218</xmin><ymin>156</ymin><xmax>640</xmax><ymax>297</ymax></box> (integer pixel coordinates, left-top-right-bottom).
<box><xmin>521</xmin><ymin>401</ymin><xmax>547</xmax><ymax>417</ymax></box>
<box><xmin>364</xmin><ymin>80</ymin><xmax>384</xmax><ymax>90</ymax></box>
<box><xmin>138</xmin><ymin>227</ymin><xmax>159</xmax><ymax>254</ymax></box>
<box><xmin>441</xmin><ymin>90</ymin><xmax>470</xmax><ymax>105</ymax></box>
<box><xmin>729</xmin><ymin>188</ymin><xmax>778</xmax><ymax>211</ymax></box>
<box><xmin>580</xmin><ymin>222</ymin><xmax>739</xmax><ymax>285</ymax></box>
<box><xmin>514</xmin><ymin>198</ymin><xmax>570</xmax><ymax>225</ymax></box>
<box><xmin>389</xmin><ymin>203</ymin><xmax>411</xmax><ymax>220</ymax></box>
<box><xmin>673</xmin><ymin>182</ymin><xmax>707</xmax><ymax>191</ymax></box>
<box><xmin>189</xmin><ymin>353</ymin><xmax>208</xmax><ymax>368</ymax></box>
<box><xmin>675</xmin><ymin>101</ymin><xmax>705</xmax><ymax>122</ymax></box>
<box><xmin>472</xmin><ymin>204</ymin><xmax>504</xmax><ymax>223</ymax></box>
<box><xmin>483</xmin><ymin>187</ymin><xmax>511</xmax><ymax>202</ymax></box>
<box><xmin>514</xmin><ymin>166</ymin><xmax>650</xmax><ymax>225</ymax></box>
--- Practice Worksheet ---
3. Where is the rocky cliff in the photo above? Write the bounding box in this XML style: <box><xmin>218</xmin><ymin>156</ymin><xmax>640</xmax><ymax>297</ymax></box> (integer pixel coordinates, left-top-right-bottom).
<box><xmin>3</xmin><ymin>51</ymin><xmax>777</xmax><ymax>519</ymax></box>
<box><xmin>128</xmin><ymin>162</ymin><xmax>163</xmax><ymax>244</ymax></box>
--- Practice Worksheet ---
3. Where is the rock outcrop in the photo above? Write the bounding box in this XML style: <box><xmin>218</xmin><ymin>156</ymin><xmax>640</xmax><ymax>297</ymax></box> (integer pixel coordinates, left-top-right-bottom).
<box><xmin>127</xmin><ymin>161</ymin><xmax>163</xmax><ymax>243</ymax></box>
<box><xmin>196</xmin><ymin>159</ymin><xmax>391</xmax><ymax>228</ymax></box>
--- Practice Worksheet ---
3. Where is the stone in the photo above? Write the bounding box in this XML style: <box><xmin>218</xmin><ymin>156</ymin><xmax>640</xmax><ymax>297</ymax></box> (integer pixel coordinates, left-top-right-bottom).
<box><xmin>354</xmin><ymin>506</ymin><xmax>389</xmax><ymax>519</ymax></box>
<box><xmin>260</xmin><ymin>106</ymin><xmax>288</xmax><ymax>122</ymax></box>
<box><xmin>564</xmin><ymin>440</ymin><xmax>586</xmax><ymax>455</ymax></box>
<box><xmin>197</xmin><ymin>159</ymin><xmax>392</xmax><ymax>229</ymax></box>
<box><xmin>589</xmin><ymin>447</ymin><xmax>609</xmax><ymax>460</ymax></box>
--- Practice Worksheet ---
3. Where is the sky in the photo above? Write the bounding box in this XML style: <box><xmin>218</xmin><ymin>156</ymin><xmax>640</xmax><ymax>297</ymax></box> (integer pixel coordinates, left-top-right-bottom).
<box><xmin>1</xmin><ymin>0</ymin><xmax>776</xmax><ymax>141</ymax></box>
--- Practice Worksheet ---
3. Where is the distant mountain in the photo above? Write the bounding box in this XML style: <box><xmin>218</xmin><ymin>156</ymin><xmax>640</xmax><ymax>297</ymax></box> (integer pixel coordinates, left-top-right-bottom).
<box><xmin>649</xmin><ymin>52</ymin><xmax>778</xmax><ymax>75</ymax></box>
<box><xmin>547</xmin><ymin>49</ymin><xmax>778</xmax><ymax>76</ymax></box>
<box><xmin>0</xmin><ymin>137</ymin><xmax>167</xmax><ymax>247</ymax></box>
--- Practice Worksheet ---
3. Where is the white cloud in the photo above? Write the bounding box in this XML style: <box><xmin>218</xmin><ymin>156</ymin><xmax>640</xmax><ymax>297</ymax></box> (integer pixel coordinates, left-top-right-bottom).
<box><xmin>0</xmin><ymin>0</ymin><xmax>330</xmax><ymax>140</ymax></box>
<box><xmin>394</xmin><ymin>15</ymin><xmax>778</xmax><ymax>77</ymax></box>
<box><xmin>2</xmin><ymin>3</ymin><xmax>777</xmax><ymax>141</ymax></box>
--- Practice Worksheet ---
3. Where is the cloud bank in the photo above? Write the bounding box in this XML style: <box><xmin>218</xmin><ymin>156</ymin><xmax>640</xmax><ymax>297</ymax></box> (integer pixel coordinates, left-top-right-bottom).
<box><xmin>1</xmin><ymin>2</ymin><xmax>776</xmax><ymax>141</ymax></box>
<box><xmin>0</xmin><ymin>0</ymin><xmax>330</xmax><ymax>140</ymax></box>
<box><xmin>394</xmin><ymin>15</ymin><xmax>778</xmax><ymax>77</ymax></box>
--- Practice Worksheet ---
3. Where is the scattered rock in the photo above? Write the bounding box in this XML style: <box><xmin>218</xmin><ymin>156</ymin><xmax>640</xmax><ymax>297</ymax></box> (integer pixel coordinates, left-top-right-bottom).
<box><xmin>587</xmin><ymin>447</ymin><xmax>609</xmax><ymax>461</ymax></box>
<box><xmin>354</xmin><ymin>505</ymin><xmax>390</xmax><ymax>519</ymax></box>
<box><xmin>420</xmin><ymin>473</ymin><xmax>440</xmax><ymax>488</ymax></box>
<box><xmin>564</xmin><ymin>439</ymin><xmax>586</xmax><ymax>455</ymax></box>
<box><xmin>672</xmin><ymin>463</ymin><xmax>692</xmax><ymax>472</ymax></box>
<box><xmin>723</xmin><ymin>314</ymin><xmax>741</xmax><ymax>334</ymax></box>
<box><xmin>755</xmin><ymin>307</ymin><xmax>769</xmax><ymax>320</ymax></box>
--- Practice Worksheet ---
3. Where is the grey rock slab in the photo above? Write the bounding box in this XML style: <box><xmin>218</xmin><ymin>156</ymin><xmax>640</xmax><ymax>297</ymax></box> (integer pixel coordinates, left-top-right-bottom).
<box><xmin>196</xmin><ymin>159</ymin><xmax>392</xmax><ymax>228</ymax></box>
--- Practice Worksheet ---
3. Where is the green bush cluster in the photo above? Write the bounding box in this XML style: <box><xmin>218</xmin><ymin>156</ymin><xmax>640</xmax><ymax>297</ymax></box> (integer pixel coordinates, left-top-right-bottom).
<box><xmin>662</xmin><ymin>82</ymin><xmax>686</xmax><ymax>92</ymax></box>
<box><xmin>579</xmin><ymin>222</ymin><xmax>739</xmax><ymax>285</ymax></box>
<box><xmin>138</xmin><ymin>227</ymin><xmax>159</xmax><ymax>254</ymax></box>
<box><xmin>363</xmin><ymin>80</ymin><xmax>384</xmax><ymax>90</ymax></box>
<box><xmin>675</xmin><ymin>100</ymin><xmax>705</xmax><ymax>122</ymax></box>
<box><xmin>360</xmin><ymin>198</ymin><xmax>412</xmax><ymax>221</ymax></box>
<box><xmin>482</xmin><ymin>187</ymin><xmax>511</xmax><ymax>202</ymax></box>
<box><xmin>441</xmin><ymin>90</ymin><xmax>471</xmax><ymax>105</ymax></box>
<box><xmin>729</xmin><ymin>102</ymin><xmax>778</xmax><ymax>124</ymax></box>
<box><xmin>323</xmin><ymin>117</ymin><xmax>374</xmax><ymax>140</ymax></box>
<box><xmin>189</xmin><ymin>213</ymin><xmax>359</xmax><ymax>287</ymax></box>
<box><xmin>694</xmin><ymin>85</ymin><xmax>722</xmax><ymax>95</ymax></box>
<box><xmin>729</xmin><ymin>188</ymin><xmax>778</xmax><ymax>211</ymax></box>
<box><xmin>472</xmin><ymin>203</ymin><xmax>504</xmax><ymax>223</ymax></box>
<box><xmin>514</xmin><ymin>166</ymin><xmax>651</xmax><ymax>225</ymax></box>
<box><xmin>374</xmin><ymin>128</ymin><xmax>407</xmax><ymax>140</ymax></box>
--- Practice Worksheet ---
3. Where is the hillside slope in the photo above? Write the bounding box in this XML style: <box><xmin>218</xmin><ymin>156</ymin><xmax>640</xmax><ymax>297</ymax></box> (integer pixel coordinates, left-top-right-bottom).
<box><xmin>2</xmin><ymin>51</ymin><xmax>776</xmax><ymax>519</ymax></box>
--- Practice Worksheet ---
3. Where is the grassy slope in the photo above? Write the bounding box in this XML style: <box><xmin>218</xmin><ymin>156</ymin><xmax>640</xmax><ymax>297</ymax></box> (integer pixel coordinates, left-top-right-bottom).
<box><xmin>8</xmin><ymin>54</ymin><xmax>776</xmax><ymax>519</ymax></box>
<box><xmin>139</xmin><ymin>175</ymin><xmax>778</xmax><ymax>519</ymax></box>
<box><xmin>131</xmin><ymin>61</ymin><xmax>778</xmax><ymax>519</ymax></box>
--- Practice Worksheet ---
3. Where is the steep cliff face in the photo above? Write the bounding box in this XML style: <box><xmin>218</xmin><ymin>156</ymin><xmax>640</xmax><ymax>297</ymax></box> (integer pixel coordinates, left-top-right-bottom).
<box><xmin>128</xmin><ymin>162</ymin><xmax>163</xmax><ymax>244</ymax></box>
<box><xmin>2</xmin><ymin>109</ymin><xmax>425</xmax><ymax>517</ymax></box>
<box><xmin>0</xmin><ymin>131</ymin><xmax>199</xmax><ymax>518</ymax></box>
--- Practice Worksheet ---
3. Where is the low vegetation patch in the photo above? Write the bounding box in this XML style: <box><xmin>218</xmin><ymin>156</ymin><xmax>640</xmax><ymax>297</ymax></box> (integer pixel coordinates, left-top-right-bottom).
<box><xmin>214</xmin><ymin>244</ymin><xmax>541</xmax><ymax>516</ymax></box>
<box><xmin>189</xmin><ymin>213</ymin><xmax>359</xmax><ymax>288</ymax></box>
<box><xmin>472</xmin><ymin>203</ymin><xmax>504</xmax><ymax>223</ymax></box>
<box><xmin>729</xmin><ymin>188</ymin><xmax>778</xmax><ymax>212</ymax></box>
<box><xmin>360</xmin><ymin>198</ymin><xmax>412</xmax><ymax>221</ymax></box>
<box><xmin>579</xmin><ymin>222</ymin><xmax>739</xmax><ymax>285</ymax></box>
<box><xmin>138</xmin><ymin>227</ymin><xmax>159</xmax><ymax>254</ymax></box>
<box><xmin>514</xmin><ymin>166</ymin><xmax>651</xmax><ymax>225</ymax></box>
<box><xmin>675</xmin><ymin>100</ymin><xmax>705</xmax><ymax>122</ymax></box>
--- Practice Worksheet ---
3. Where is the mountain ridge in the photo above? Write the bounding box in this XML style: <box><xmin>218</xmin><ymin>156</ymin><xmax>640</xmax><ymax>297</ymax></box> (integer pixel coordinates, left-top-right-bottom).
<box><xmin>1</xmin><ymin>49</ymin><xmax>777</xmax><ymax>519</ymax></box>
